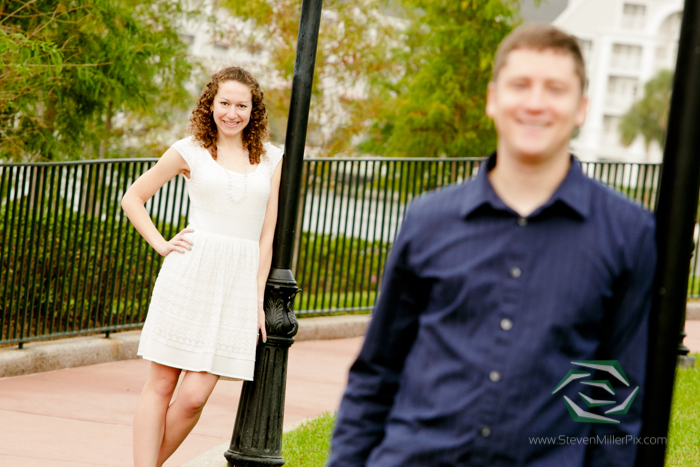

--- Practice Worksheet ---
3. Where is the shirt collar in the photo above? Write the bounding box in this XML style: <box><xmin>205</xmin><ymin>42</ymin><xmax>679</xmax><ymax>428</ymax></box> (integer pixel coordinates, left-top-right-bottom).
<box><xmin>461</xmin><ymin>152</ymin><xmax>591</xmax><ymax>220</ymax></box>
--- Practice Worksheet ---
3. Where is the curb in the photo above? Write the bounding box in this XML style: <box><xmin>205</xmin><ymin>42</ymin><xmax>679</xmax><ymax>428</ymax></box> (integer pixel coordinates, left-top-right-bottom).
<box><xmin>181</xmin><ymin>419</ymin><xmax>308</xmax><ymax>467</ymax></box>
<box><xmin>0</xmin><ymin>315</ymin><xmax>371</xmax><ymax>378</ymax></box>
<box><xmin>686</xmin><ymin>301</ymin><xmax>700</xmax><ymax>320</ymax></box>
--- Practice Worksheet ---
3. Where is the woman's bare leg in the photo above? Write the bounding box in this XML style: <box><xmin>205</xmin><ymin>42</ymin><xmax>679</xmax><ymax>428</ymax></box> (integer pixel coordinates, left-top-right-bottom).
<box><xmin>133</xmin><ymin>362</ymin><xmax>181</xmax><ymax>467</ymax></box>
<box><xmin>156</xmin><ymin>370</ymin><xmax>220</xmax><ymax>466</ymax></box>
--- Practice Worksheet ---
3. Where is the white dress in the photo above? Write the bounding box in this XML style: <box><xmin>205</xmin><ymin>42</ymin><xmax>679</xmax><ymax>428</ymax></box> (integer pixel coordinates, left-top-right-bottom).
<box><xmin>137</xmin><ymin>136</ymin><xmax>283</xmax><ymax>381</ymax></box>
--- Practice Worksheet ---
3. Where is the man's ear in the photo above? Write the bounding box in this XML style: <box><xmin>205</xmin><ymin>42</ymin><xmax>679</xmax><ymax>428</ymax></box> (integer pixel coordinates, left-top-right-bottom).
<box><xmin>575</xmin><ymin>95</ymin><xmax>588</xmax><ymax>128</ymax></box>
<box><xmin>486</xmin><ymin>82</ymin><xmax>497</xmax><ymax>119</ymax></box>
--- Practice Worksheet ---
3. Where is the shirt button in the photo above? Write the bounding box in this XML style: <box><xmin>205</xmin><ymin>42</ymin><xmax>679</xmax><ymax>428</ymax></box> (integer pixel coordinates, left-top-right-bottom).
<box><xmin>510</xmin><ymin>267</ymin><xmax>522</xmax><ymax>278</ymax></box>
<box><xmin>517</xmin><ymin>217</ymin><xmax>528</xmax><ymax>226</ymax></box>
<box><xmin>489</xmin><ymin>371</ymin><xmax>501</xmax><ymax>382</ymax></box>
<box><xmin>480</xmin><ymin>426</ymin><xmax>491</xmax><ymax>437</ymax></box>
<box><xmin>500</xmin><ymin>318</ymin><xmax>513</xmax><ymax>331</ymax></box>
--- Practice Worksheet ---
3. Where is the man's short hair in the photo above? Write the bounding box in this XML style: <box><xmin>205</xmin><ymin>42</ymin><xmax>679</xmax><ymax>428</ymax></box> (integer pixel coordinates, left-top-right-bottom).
<box><xmin>492</xmin><ymin>23</ymin><xmax>586</xmax><ymax>93</ymax></box>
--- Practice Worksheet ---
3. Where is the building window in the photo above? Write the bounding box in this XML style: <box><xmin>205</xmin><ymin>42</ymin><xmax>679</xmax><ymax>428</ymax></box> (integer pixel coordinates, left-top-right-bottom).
<box><xmin>656</xmin><ymin>13</ymin><xmax>682</xmax><ymax>71</ymax></box>
<box><xmin>577</xmin><ymin>38</ymin><xmax>593</xmax><ymax>64</ymax></box>
<box><xmin>606</xmin><ymin>76</ymin><xmax>639</xmax><ymax>111</ymax></box>
<box><xmin>655</xmin><ymin>46</ymin><xmax>666</xmax><ymax>60</ymax></box>
<box><xmin>622</xmin><ymin>3</ymin><xmax>646</xmax><ymax>30</ymax></box>
<box><xmin>659</xmin><ymin>12</ymin><xmax>682</xmax><ymax>38</ymax></box>
<box><xmin>610</xmin><ymin>44</ymin><xmax>643</xmax><ymax>70</ymax></box>
<box><xmin>179</xmin><ymin>34</ymin><xmax>195</xmax><ymax>45</ymax></box>
<box><xmin>602</xmin><ymin>115</ymin><xmax>622</xmax><ymax>147</ymax></box>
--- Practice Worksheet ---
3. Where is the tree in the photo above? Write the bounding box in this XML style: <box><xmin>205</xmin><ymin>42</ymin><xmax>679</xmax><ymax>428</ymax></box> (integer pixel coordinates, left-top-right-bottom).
<box><xmin>619</xmin><ymin>69</ymin><xmax>673</xmax><ymax>155</ymax></box>
<box><xmin>0</xmin><ymin>0</ymin><xmax>196</xmax><ymax>161</ymax></box>
<box><xmin>221</xmin><ymin>0</ymin><xmax>526</xmax><ymax>158</ymax></box>
<box><xmin>359</xmin><ymin>0</ymin><xmax>520</xmax><ymax>158</ymax></box>
<box><xmin>220</xmin><ymin>0</ymin><xmax>405</xmax><ymax>152</ymax></box>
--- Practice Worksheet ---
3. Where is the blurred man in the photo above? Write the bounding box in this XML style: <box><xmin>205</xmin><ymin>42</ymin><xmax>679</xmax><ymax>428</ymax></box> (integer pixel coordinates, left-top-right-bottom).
<box><xmin>328</xmin><ymin>23</ymin><xmax>656</xmax><ymax>467</ymax></box>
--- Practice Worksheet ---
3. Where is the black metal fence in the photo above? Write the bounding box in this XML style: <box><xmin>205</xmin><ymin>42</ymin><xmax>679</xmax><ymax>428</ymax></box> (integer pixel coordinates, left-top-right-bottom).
<box><xmin>0</xmin><ymin>160</ymin><xmax>190</xmax><ymax>346</ymax></box>
<box><xmin>0</xmin><ymin>157</ymin><xmax>668</xmax><ymax>346</ymax></box>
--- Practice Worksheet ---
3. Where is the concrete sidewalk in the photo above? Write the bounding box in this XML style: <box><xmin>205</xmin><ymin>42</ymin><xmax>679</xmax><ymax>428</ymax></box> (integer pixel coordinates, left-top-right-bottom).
<box><xmin>0</xmin><ymin>337</ymin><xmax>364</xmax><ymax>467</ymax></box>
<box><xmin>1</xmin><ymin>323</ymin><xmax>698</xmax><ymax>467</ymax></box>
<box><xmin>684</xmin><ymin>319</ymin><xmax>700</xmax><ymax>355</ymax></box>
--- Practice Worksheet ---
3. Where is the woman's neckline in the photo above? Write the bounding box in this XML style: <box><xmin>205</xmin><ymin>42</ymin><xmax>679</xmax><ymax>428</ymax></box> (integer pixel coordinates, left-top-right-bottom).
<box><xmin>206</xmin><ymin>147</ymin><xmax>261</xmax><ymax>176</ymax></box>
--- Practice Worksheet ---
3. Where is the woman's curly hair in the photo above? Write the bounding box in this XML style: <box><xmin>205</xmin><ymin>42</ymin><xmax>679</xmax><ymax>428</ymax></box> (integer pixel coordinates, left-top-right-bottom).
<box><xmin>189</xmin><ymin>66</ymin><xmax>269</xmax><ymax>164</ymax></box>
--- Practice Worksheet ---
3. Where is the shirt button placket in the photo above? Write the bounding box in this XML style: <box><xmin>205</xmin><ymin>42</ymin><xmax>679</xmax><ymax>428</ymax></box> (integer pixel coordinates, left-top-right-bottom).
<box><xmin>517</xmin><ymin>217</ymin><xmax>528</xmax><ymax>227</ymax></box>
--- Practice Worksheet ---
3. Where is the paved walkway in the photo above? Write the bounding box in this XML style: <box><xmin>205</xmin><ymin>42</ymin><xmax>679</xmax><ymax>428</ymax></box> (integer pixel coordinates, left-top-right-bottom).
<box><xmin>685</xmin><ymin>320</ymin><xmax>700</xmax><ymax>354</ymax></box>
<box><xmin>0</xmin><ymin>337</ymin><xmax>364</xmax><ymax>467</ymax></box>
<box><xmin>1</xmin><ymin>324</ymin><xmax>699</xmax><ymax>467</ymax></box>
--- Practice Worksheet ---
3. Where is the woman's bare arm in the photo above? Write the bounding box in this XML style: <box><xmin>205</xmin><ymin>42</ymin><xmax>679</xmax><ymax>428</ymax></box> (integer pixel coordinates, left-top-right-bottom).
<box><xmin>121</xmin><ymin>147</ymin><xmax>193</xmax><ymax>257</ymax></box>
<box><xmin>256</xmin><ymin>160</ymin><xmax>284</xmax><ymax>343</ymax></box>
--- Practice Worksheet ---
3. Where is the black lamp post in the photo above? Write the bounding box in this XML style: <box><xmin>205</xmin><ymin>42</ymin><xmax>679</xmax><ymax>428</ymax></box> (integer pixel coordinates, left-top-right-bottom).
<box><xmin>636</xmin><ymin>1</ymin><xmax>700</xmax><ymax>466</ymax></box>
<box><xmin>224</xmin><ymin>0</ymin><xmax>324</xmax><ymax>465</ymax></box>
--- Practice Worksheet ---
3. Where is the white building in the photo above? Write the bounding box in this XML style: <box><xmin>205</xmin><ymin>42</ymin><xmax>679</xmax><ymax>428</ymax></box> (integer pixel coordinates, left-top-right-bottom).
<box><xmin>552</xmin><ymin>0</ymin><xmax>683</xmax><ymax>162</ymax></box>
<box><xmin>176</xmin><ymin>7</ymin><xmax>269</xmax><ymax>86</ymax></box>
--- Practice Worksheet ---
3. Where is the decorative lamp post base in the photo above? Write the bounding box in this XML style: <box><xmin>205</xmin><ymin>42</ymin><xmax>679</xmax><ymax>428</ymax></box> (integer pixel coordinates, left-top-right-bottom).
<box><xmin>226</xmin><ymin>272</ymin><xmax>299</xmax><ymax>467</ymax></box>
<box><xmin>677</xmin><ymin>329</ymin><xmax>695</xmax><ymax>368</ymax></box>
<box><xmin>225</xmin><ymin>451</ymin><xmax>285</xmax><ymax>467</ymax></box>
<box><xmin>677</xmin><ymin>355</ymin><xmax>696</xmax><ymax>368</ymax></box>
<box><xmin>225</xmin><ymin>335</ymin><xmax>295</xmax><ymax>467</ymax></box>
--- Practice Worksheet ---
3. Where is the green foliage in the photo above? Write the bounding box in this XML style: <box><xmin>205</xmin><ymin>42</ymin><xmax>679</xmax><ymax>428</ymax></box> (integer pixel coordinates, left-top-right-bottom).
<box><xmin>360</xmin><ymin>0</ymin><xmax>519</xmax><ymax>158</ymax></box>
<box><xmin>282</xmin><ymin>412</ymin><xmax>336</xmax><ymax>467</ymax></box>
<box><xmin>619</xmin><ymin>69</ymin><xmax>674</xmax><ymax>154</ymax></box>
<box><xmin>688</xmin><ymin>276</ymin><xmax>700</xmax><ymax>297</ymax></box>
<box><xmin>295</xmin><ymin>291</ymin><xmax>376</xmax><ymax>314</ymax></box>
<box><xmin>295</xmin><ymin>232</ymin><xmax>391</xmax><ymax>310</ymax></box>
<box><xmin>220</xmin><ymin>0</ymin><xmax>405</xmax><ymax>149</ymax></box>
<box><xmin>0</xmin><ymin>0</ymin><xmax>196</xmax><ymax>161</ymax></box>
<box><xmin>221</xmin><ymin>0</ymin><xmax>526</xmax><ymax>157</ymax></box>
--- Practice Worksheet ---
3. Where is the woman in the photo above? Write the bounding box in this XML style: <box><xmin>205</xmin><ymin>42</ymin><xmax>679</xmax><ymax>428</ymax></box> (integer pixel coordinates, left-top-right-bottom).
<box><xmin>121</xmin><ymin>66</ymin><xmax>283</xmax><ymax>467</ymax></box>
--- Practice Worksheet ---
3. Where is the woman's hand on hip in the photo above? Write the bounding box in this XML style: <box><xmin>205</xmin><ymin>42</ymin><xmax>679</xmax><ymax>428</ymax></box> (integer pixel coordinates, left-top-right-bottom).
<box><xmin>258</xmin><ymin>305</ymin><xmax>267</xmax><ymax>344</ymax></box>
<box><xmin>155</xmin><ymin>228</ymin><xmax>194</xmax><ymax>257</ymax></box>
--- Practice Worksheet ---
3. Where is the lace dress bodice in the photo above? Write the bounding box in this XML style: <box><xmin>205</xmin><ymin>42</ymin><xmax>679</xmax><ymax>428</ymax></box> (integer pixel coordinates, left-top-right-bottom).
<box><xmin>172</xmin><ymin>136</ymin><xmax>284</xmax><ymax>241</ymax></box>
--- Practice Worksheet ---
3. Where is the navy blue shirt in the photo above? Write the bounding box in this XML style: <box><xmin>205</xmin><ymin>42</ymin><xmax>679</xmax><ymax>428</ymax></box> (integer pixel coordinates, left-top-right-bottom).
<box><xmin>329</xmin><ymin>155</ymin><xmax>656</xmax><ymax>467</ymax></box>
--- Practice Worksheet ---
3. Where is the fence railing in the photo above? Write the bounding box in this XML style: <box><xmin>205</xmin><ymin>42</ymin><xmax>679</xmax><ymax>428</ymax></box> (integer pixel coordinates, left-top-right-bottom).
<box><xmin>0</xmin><ymin>157</ymin><xmax>672</xmax><ymax>346</ymax></box>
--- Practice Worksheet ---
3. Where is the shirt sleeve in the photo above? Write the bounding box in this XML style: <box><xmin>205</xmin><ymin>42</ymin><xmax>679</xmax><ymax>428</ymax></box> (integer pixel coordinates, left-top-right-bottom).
<box><xmin>265</xmin><ymin>143</ymin><xmax>283</xmax><ymax>176</ymax></box>
<box><xmin>328</xmin><ymin>202</ymin><xmax>429</xmax><ymax>467</ymax></box>
<box><xmin>586</xmin><ymin>214</ymin><xmax>656</xmax><ymax>465</ymax></box>
<box><xmin>171</xmin><ymin>138</ymin><xmax>200</xmax><ymax>179</ymax></box>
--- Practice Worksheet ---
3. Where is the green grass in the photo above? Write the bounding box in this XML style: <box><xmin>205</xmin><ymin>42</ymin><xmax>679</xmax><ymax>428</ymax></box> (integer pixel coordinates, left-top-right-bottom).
<box><xmin>666</xmin><ymin>353</ymin><xmax>700</xmax><ymax>466</ymax></box>
<box><xmin>282</xmin><ymin>412</ymin><xmax>336</xmax><ymax>467</ymax></box>
<box><xmin>282</xmin><ymin>358</ymin><xmax>700</xmax><ymax>467</ymax></box>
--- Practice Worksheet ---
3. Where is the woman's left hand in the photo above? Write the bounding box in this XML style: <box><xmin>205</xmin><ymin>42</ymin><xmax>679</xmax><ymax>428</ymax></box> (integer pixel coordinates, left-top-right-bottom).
<box><xmin>258</xmin><ymin>305</ymin><xmax>267</xmax><ymax>344</ymax></box>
